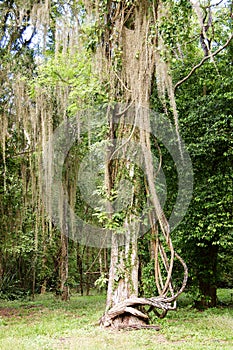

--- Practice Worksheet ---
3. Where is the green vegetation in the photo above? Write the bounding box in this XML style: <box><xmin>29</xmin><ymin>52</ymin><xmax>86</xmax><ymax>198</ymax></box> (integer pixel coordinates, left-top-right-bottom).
<box><xmin>0</xmin><ymin>290</ymin><xmax>232</xmax><ymax>350</ymax></box>
<box><xmin>0</xmin><ymin>0</ymin><xmax>232</xmax><ymax>333</ymax></box>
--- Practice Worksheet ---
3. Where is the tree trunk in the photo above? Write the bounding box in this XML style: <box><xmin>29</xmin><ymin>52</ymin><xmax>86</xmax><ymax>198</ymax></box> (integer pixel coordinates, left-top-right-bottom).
<box><xmin>32</xmin><ymin>255</ymin><xmax>36</xmax><ymax>300</ymax></box>
<box><xmin>86</xmin><ymin>247</ymin><xmax>91</xmax><ymax>296</ymax></box>
<box><xmin>0</xmin><ymin>253</ymin><xmax>3</xmax><ymax>282</ymax></box>
<box><xmin>197</xmin><ymin>282</ymin><xmax>217</xmax><ymax>308</ymax></box>
<box><xmin>77</xmin><ymin>243</ymin><xmax>84</xmax><ymax>296</ymax></box>
<box><xmin>103</xmin><ymin>220</ymin><xmax>146</xmax><ymax>328</ymax></box>
<box><xmin>60</xmin><ymin>232</ymin><xmax>69</xmax><ymax>301</ymax></box>
<box><xmin>40</xmin><ymin>226</ymin><xmax>48</xmax><ymax>294</ymax></box>
<box><xmin>195</xmin><ymin>243</ymin><xmax>218</xmax><ymax>308</ymax></box>
<box><xmin>40</xmin><ymin>247</ymin><xmax>48</xmax><ymax>295</ymax></box>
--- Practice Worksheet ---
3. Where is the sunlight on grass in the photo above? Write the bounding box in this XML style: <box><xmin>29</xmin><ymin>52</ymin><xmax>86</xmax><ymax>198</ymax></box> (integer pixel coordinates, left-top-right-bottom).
<box><xmin>0</xmin><ymin>290</ymin><xmax>232</xmax><ymax>349</ymax></box>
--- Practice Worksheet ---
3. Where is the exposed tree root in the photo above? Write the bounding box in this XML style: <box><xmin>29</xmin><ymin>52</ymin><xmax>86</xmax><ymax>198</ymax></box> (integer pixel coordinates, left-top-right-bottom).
<box><xmin>100</xmin><ymin>250</ymin><xmax>188</xmax><ymax>329</ymax></box>
<box><xmin>99</xmin><ymin>296</ymin><xmax>176</xmax><ymax>328</ymax></box>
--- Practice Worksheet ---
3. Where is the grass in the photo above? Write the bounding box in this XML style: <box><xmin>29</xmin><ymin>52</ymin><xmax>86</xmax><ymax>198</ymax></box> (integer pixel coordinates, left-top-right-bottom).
<box><xmin>0</xmin><ymin>289</ymin><xmax>232</xmax><ymax>349</ymax></box>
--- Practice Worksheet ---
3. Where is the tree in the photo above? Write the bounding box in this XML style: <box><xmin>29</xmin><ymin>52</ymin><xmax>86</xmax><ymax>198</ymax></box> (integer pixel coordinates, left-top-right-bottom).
<box><xmin>174</xmin><ymin>58</ymin><xmax>233</xmax><ymax>307</ymax></box>
<box><xmin>78</xmin><ymin>0</ymin><xmax>191</xmax><ymax>328</ymax></box>
<box><xmin>1</xmin><ymin>0</ymin><xmax>232</xmax><ymax>319</ymax></box>
<box><xmin>166</xmin><ymin>0</ymin><xmax>233</xmax><ymax>307</ymax></box>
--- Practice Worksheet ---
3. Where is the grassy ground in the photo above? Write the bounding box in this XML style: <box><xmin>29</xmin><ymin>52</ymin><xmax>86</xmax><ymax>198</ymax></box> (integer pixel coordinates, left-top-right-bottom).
<box><xmin>0</xmin><ymin>289</ymin><xmax>232</xmax><ymax>350</ymax></box>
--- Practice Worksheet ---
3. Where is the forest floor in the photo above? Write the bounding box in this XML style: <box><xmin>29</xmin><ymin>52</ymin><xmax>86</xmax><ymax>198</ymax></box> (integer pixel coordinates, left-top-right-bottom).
<box><xmin>0</xmin><ymin>289</ymin><xmax>232</xmax><ymax>350</ymax></box>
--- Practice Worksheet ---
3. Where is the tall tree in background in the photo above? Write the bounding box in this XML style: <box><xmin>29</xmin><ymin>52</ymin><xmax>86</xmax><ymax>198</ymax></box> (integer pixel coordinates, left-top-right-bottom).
<box><xmin>0</xmin><ymin>0</ymin><xmax>39</xmax><ymax>298</ymax></box>
<box><xmin>173</xmin><ymin>30</ymin><xmax>233</xmax><ymax>307</ymax></box>
<box><xmin>161</xmin><ymin>0</ymin><xmax>233</xmax><ymax>308</ymax></box>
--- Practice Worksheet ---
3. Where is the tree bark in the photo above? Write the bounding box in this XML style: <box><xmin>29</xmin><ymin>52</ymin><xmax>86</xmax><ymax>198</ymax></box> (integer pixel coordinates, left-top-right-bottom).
<box><xmin>195</xmin><ymin>243</ymin><xmax>218</xmax><ymax>308</ymax></box>
<box><xmin>76</xmin><ymin>243</ymin><xmax>84</xmax><ymax>296</ymax></box>
<box><xmin>102</xmin><ymin>224</ymin><xmax>146</xmax><ymax>328</ymax></box>
<box><xmin>60</xmin><ymin>231</ymin><xmax>69</xmax><ymax>301</ymax></box>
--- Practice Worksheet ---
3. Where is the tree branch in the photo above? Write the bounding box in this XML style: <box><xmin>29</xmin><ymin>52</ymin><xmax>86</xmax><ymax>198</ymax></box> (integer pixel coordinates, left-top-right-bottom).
<box><xmin>174</xmin><ymin>33</ymin><xmax>233</xmax><ymax>92</ymax></box>
<box><xmin>9</xmin><ymin>149</ymin><xmax>36</xmax><ymax>158</ymax></box>
<box><xmin>208</xmin><ymin>0</ymin><xmax>224</xmax><ymax>8</ymax></box>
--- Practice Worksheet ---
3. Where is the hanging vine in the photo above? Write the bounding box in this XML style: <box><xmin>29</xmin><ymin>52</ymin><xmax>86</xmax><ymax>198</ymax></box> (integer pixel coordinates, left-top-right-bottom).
<box><xmin>0</xmin><ymin>0</ymin><xmax>188</xmax><ymax>319</ymax></box>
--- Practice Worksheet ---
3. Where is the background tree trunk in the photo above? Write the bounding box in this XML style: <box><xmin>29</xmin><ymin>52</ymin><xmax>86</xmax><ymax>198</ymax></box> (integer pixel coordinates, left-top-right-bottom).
<box><xmin>195</xmin><ymin>244</ymin><xmax>218</xmax><ymax>308</ymax></box>
<box><xmin>76</xmin><ymin>243</ymin><xmax>84</xmax><ymax>296</ymax></box>
<box><xmin>60</xmin><ymin>231</ymin><xmax>69</xmax><ymax>301</ymax></box>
